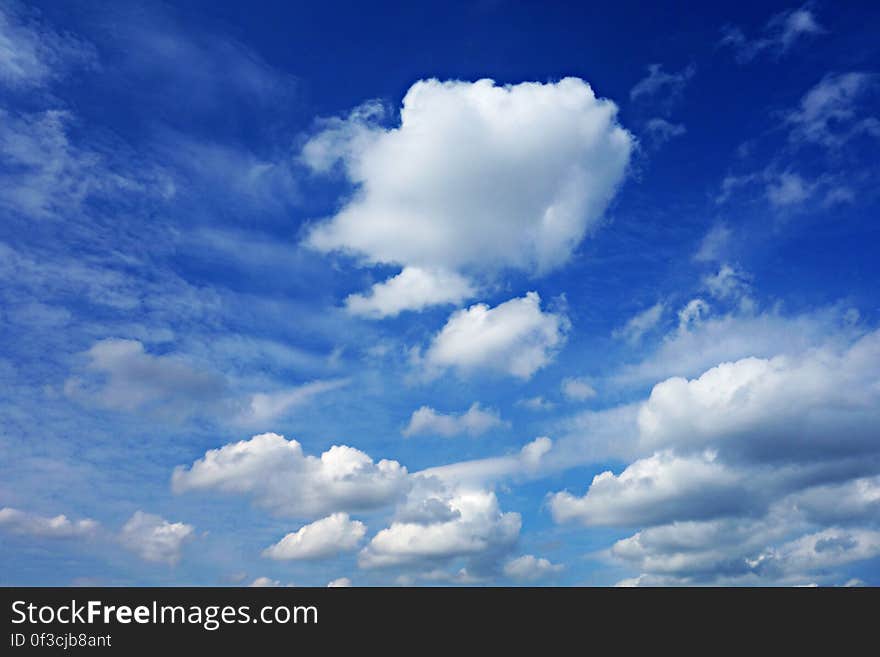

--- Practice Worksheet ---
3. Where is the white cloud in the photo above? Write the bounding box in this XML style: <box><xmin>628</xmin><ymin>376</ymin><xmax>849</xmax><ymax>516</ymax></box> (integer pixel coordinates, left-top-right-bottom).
<box><xmin>694</xmin><ymin>224</ymin><xmax>732</xmax><ymax>263</ymax></box>
<box><xmin>786</xmin><ymin>72</ymin><xmax>879</xmax><ymax>148</ymax></box>
<box><xmin>615</xmin><ymin>305</ymin><xmax>855</xmax><ymax>384</ymax></box>
<box><xmin>630</xmin><ymin>64</ymin><xmax>695</xmax><ymax>105</ymax></box>
<box><xmin>613</xmin><ymin>302</ymin><xmax>664</xmax><ymax>344</ymax></box>
<box><xmin>403</xmin><ymin>402</ymin><xmax>504</xmax><ymax>438</ymax></box>
<box><xmin>549</xmin><ymin>451</ymin><xmax>746</xmax><ymax>527</ymax></box>
<box><xmin>677</xmin><ymin>298</ymin><xmax>710</xmax><ymax>331</ymax></box>
<box><xmin>249</xmin><ymin>576</ymin><xmax>283</xmax><ymax>587</ymax></box>
<box><xmin>612</xmin><ymin>519</ymin><xmax>880</xmax><ymax>586</ymax></box>
<box><xmin>636</xmin><ymin>330</ymin><xmax>880</xmax><ymax>460</ymax></box>
<box><xmin>359</xmin><ymin>488</ymin><xmax>520</xmax><ymax>570</ymax></box>
<box><xmin>172</xmin><ymin>433</ymin><xmax>409</xmax><ymax>518</ymax></box>
<box><xmin>119</xmin><ymin>511</ymin><xmax>195</xmax><ymax>565</ymax></box>
<box><xmin>421</xmin><ymin>292</ymin><xmax>568</xmax><ymax>380</ymax></box>
<box><xmin>702</xmin><ymin>265</ymin><xmax>752</xmax><ymax>304</ymax></box>
<box><xmin>0</xmin><ymin>507</ymin><xmax>99</xmax><ymax>538</ymax></box>
<box><xmin>327</xmin><ymin>577</ymin><xmax>352</xmax><ymax>587</ymax></box>
<box><xmin>788</xmin><ymin>475</ymin><xmax>880</xmax><ymax>525</ymax></box>
<box><xmin>304</xmin><ymin>77</ymin><xmax>632</xmax><ymax>313</ymax></box>
<box><xmin>503</xmin><ymin>555</ymin><xmax>564</xmax><ymax>581</ymax></box>
<box><xmin>420</xmin><ymin>436</ymin><xmax>554</xmax><ymax>488</ymax></box>
<box><xmin>263</xmin><ymin>513</ymin><xmax>366</xmax><ymax>560</ymax></box>
<box><xmin>238</xmin><ymin>379</ymin><xmax>349</xmax><ymax>427</ymax></box>
<box><xmin>0</xmin><ymin>104</ymin><xmax>173</xmax><ymax>222</ymax></box>
<box><xmin>64</xmin><ymin>338</ymin><xmax>226</xmax><ymax>415</ymax></box>
<box><xmin>561</xmin><ymin>377</ymin><xmax>596</xmax><ymax>401</ymax></box>
<box><xmin>721</xmin><ymin>5</ymin><xmax>825</xmax><ymax>63</ymax></box>
<box><xmin>65</xmin><ymin>339</ymin><xmax>343</xmax><ymax>425</ymax></box>
<box><xmin>766</xmin><ymin>171</ymin><xmax>812</xmax><ymax>206</ymax></box>
<box><xmin>609</xmin><ymin>515</ymin><xmax>794</xmax><ymax>585</ymax></box>
<box><xmin>520</xmin><ymin>436</ymin><xmax>553</xmax><ymax>471</ymax></box>
<box><xmin>644</xmin><ymin>118</ymin><xmax>686</xmax><ymax>145</ymax></box>
<box><xmin>345</xmin><ymin>266</ymin><xmax>475</xmax><ymax>318</ymax></box>
<box><xmin>764</xmin><ymin>528</ymin><xmax>880</xmax><ymax>574</ymax></box>
<box><xmin>516</xmin><ymin>396</ymin><xmax>555</xmax><ymax>411</ymax></box>
<box><xmin>551</xmin><ymin>323</ymin><xmax>880</xmax><ymax>584</ymax></box>
<box><xmin>0</xmin><ymin>5</ymin><xmax>96</xmax><ymax>90</ymax></box>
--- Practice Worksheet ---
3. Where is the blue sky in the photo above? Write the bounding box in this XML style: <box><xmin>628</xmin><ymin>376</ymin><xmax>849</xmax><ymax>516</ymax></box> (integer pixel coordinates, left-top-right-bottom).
<box><xmin>1</xmin><ymin>0</ymin><xmax>879</xmax><ymax>586</ymax></box>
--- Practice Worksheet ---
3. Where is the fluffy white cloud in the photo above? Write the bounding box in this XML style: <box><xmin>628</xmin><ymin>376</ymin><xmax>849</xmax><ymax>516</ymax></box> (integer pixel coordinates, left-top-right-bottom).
<box><xmin>609</xmin><ymin>515</ymin><xmax>794</xmax><ymax>585</ymax></box>
<box><xmin>636</xmin><ymin>330</ymin><xmax>880</xmax><ymax>460</ymax></box>
<box><xmin>759</xmin><ymin>528</ymin><xmax>880</xmax><ymax>575</ymax></box>
<box><xmin>788</xmin><ymin>475</ymin><xmax>880</xmax><ymax>525</ymax></box>
<box><xmin>402</xmin><ymin>402</ymin><xmax>504</xmax><ymax>438</ymax></box>
<box><xmin>263</xmin><ymin>513</ymin><xmax>366</xmax><ymax>560</ymax></box>
<box><xmin>172</xmin><ymin>433</ymin><xmax>409</xmax><ymax>518</ymax></box>
<box><xmin>359</xmin><ymin>488</ymin><xmax>520</xmax><ymax>570</ymax></box>
<box><xmin>612</xmin><ymin>518</ymin><xmax>880</xmax><ymax>587</ymax></box>
<box><xmin>119</xmin><ymin>511</ymin><xmax>195</xmax><ymax>565</ymax></box>
<box><xmin>549</xmin><ymin>321</ymin><xmax>880</xmax><ymax>584</ymax></box>
<box><xmin>561</xmin><ymin>377</ymin><xmax>596</xmax><ymax>401</ymax></box>
<box><xmin>503</xmin><ymin>555</ymin><xmax>564</xmax><ymax>581</ymax></box>
<box><xmin>0</xmin><ymin>507</ymin><xmax>99</xmax><ymax>538</ymax></box>
<box><xmin>327</xmin><ymin>577</ymin><xmax>352</xmax><ymax>587</ymax></box>
<box><xmin>303</xmin><ymin>77</ymin><xmax>632</xmax><ymax>313</ymax></box>
<box><xmin>421</xmin><ymin>292</ymin><xmax>568</xmax><ymax>379</ymax></box>
<box><xmin>549</xmin><ymin>451</ymin><xmax>746</xmax><ymax>527</ymax></box>
<box><xmin>345</xmin><ymin>266</ymin><xmax>475</xmax><ymax>318</ymax></box>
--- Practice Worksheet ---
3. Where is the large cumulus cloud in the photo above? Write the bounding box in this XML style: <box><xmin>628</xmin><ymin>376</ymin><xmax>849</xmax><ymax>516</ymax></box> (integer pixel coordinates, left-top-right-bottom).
<box><xmin>548</xmin><ymin>327</ymin><xmax>880</xmax><ymax>585</ymax></box>
<box><xmin>172</xmin><ymin>433</ymin><xmax>409</xmax><ymax>518</ymax></box>
<box><xmin>302</xmin><ymin>77</ymin><xmax>633</xmax><ymax>316</ymax></box>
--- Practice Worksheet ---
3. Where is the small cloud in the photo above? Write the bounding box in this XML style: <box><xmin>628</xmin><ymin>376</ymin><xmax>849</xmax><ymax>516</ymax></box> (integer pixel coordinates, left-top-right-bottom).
<box><xmin>678</xmin><ymin>298</ymin><xmax>710</xmax><ymax>331</ymax></box>
<box><xmin>263</xmin><ymin>513</ymin><xmax>366</xmax><ymax>560</ymax></box>
<box><xmin>345</xmin><ymin>267</ymin><xmax>476</xmax><ymax>318</ymax></box>
<box><xmin>516</xmin><ymin>396</ymin><xmax>555</xmax><ymax>411</ymax></box>
<box><xmin>720</xmin><ymin>4</ymin><xmax>825</xmax><ymax>63</ymax></box>
<box><xmin>420</xmin><ymin>292</ymin><xmax>570</xmax><ymax>380</ymax></box>
<box><xmin>561</xmin><ymin>377</ymin><xmax>596</xmax><ymax>402</ymax></box>
<box><xmin>249</xmin><ymin>577</ymin><xmax>287</xmax><ymax>587</ymax></box>
<box><xmin>630</xmin><ymin>63</ymin><xmax>695</xmax><ymax>106</ymax></box>
<box><xmin>766</xmin><ymin>171</ymin><xmax>813</xmax><ymax>207</ymax></box>
<box><xmin>613</xmin><ymin>303</ymin><xmax>665</xmax><ymax>345</ymax></box>
<box><xmin>0</xmin><ymin>507</ymin><xmax>99</xmax><ymax>539</ymax></box>
<box><xmin>403</xmin><ymin>402</ymin><xmax>505</xmax><ymax>438</ymax></box>
<box><xmin>644</xmin><ymin>118</ymin><xmax>686</xmax><ymax>146</ymax></box>
<box><xmin>238</xmin><ymin>379</ymin><xmax>349</xmax><ymax>427</ymax></box>
<box><xmin>786</xmin><ymin>72</ymin><xmax>879</xmax><ymax>149</ymax></box>
<box><xmin>503</xmin><ymin>555</ymin><xmax>564</xmax><ymax>581</ymax></box>
<box><xmin>119</xmin><ymin>511</ymin><xmax>195</xmax><ymax>565</ymax></box>
<box><xmin>694</xmin><ymin>224</ymin><xmax>732</xmax><ymax>263</ymax></box>
<box><xmin>702</xmin><ymin>265</ymin><xmax>753</xmax><ymax>304</ymax></box>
